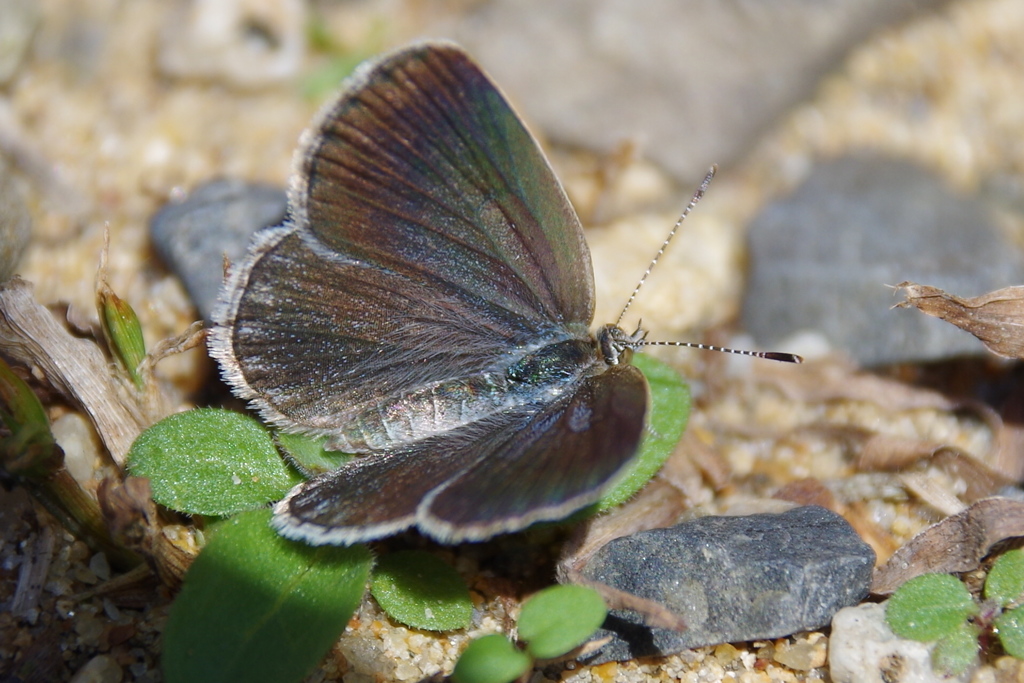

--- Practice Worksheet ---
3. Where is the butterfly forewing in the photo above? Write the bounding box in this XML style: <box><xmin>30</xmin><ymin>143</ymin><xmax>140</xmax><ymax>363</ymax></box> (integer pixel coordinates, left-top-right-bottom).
<box><xmin>297</xmin><ymin>44</ymin><xmax>594</xmax><ymax>329</ymax></box>
<box><xmin>213</xmin><ymin>43</ymin><xmax>599</xmax><ymax>441</ymax></box>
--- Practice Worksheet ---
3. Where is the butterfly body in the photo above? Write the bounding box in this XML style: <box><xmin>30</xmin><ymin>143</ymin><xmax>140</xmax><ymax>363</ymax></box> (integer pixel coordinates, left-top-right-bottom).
<box><xmin>331</xmin><ymin>334</ymin><xmax>607</xmax><ymax>453</ymax></box>
<box><xmin>211</xmin><ymin>42</ymin><xmax>651</xmax><ymax>545</ymax></box>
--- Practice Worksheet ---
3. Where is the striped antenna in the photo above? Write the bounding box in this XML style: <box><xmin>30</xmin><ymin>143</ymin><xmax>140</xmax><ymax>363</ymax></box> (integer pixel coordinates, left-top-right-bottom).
<box><xmin>639</xmin><ymin>340</ymin><xmax>801</xmax><ymax>364</ymax></box>
<box><xmin>616</xmin><ymin>166</ymin><xmax>802</xmax><ymax>364</ymax></box>
<box><xmin>616</xmin><ymin>165</ymin><xmax>716</xmax><ymax>327</ymax></box>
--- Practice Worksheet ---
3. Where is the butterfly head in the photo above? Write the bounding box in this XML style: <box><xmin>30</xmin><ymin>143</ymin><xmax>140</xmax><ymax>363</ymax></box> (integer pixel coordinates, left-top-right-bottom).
<box><xmin>597</xmin><ymin>323</ymin><xmax>647</xmax><ymax>366</ymax></box>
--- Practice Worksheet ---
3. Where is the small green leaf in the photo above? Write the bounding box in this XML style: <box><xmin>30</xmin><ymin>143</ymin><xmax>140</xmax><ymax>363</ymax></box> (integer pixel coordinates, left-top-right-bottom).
<box><xmin>451</xmin><ymin>634</ymin><xmax>531</xmax><ymax>683</ymax></box>
<box><xmin>0</xmin><ymin>356</ymin><xmax>60</xmax><ymax>476</ymax></box>
<box><xmin>162</xmin><ymin>508</ymin><xmax>372</xmax><ymax>683</ymax></box>
<box><xmin>518</xmin><ymin>584</ymin><xmax>607</xmax><ymax>660</ymax></box>
<box><xmin>986</xmin><ymin>549</ymin><xmax>1024</xmax><ymax>607</ymax></box>
<box><xmin>275</xmin><ymin>431</ymin><xmax>352</xmax><ymax>476</ymax></box>
<box><xmin>886</xmin><ymin>574</ymin><xmax>977</xmax><ymax>642</ymax></box>
<box><xmin>594</xmin><ymin>353</ymin><xmax>690</xmax><ymax>511</ymax></box>
<box><xmin>932</xmin><ymin>622</ymin><xmax>979</xmax><ymax>676</ymax></box>
<box><xmin>127</xmin><ymin>408</ymin><xmax>303</xmax><ymax>515</ymax></box>
<box><xmin>995</xmin><ymin>605</ymin><xmax>1024</xmax><ymax>659</ymax></box>
<box><xmin>98</xmin><ymin>286</ymin><xmax>147</xmax><ymax>388</ymax></box>
<box><xmin>370</xmin><ymin>550</ymin><xmax>472</xmax><ymax>631</ymax></box>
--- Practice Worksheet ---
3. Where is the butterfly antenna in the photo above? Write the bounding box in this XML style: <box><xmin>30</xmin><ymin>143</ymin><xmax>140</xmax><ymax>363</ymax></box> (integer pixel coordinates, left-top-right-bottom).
<box><xmin>639</xmin><ymin>339</ymin><xmax>802</xmax><ymax>364</ymax></box>
<box><xmin>614</xmin><ymin>166</ymin><xmax>801</xmax><ymax>364</ymax></box>
<box><xmin>615</xmin><ymin>165</ymin><xmax>717</xmax><ymax>327</ymax></box>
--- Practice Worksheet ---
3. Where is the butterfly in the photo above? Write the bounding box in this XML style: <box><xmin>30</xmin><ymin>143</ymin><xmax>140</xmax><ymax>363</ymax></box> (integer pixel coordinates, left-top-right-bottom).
<box><xmin>210</xmin><ymin>42</ymin><xmax>789</xmax><ymax>546</ymax></box>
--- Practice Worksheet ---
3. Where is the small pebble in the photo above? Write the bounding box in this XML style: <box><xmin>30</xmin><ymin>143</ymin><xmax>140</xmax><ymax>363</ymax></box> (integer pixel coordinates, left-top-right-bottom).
<box><xmin>829</xmin><ymin>602</ymin><xmax>973</xmax><ymax>683</ymax></box>
<box><xmin>74</xmin><ymin>613</ymin><xmax>105</xmax><ymax>648</ymax></box>
<box><xmin>69</xmin><ymin>653</ymin><xmax>123</xmax><ymax>683</ymax></box>
<box><xmin>581</xmin><ymin>505</ymin><xmax>875</xmax><ymax>663</ymax></box>
<box><xmin>149</xmin><ymin>178</ymin><xmax>287</xmax><ymax>320</ymax></box>
<box><xmin>89</xmin><ymin>552</ymin><xmax>111</xmax><ymax>582</ymax></box>
<box><xmin>51</xmin><ymin>412</ymin><xmax>101</xmax><ymax>485</ymax></box>
<box><xmin>773</xmin><ymin>633</ymin><xmax>827</xmax><ymax>671</ymax></box>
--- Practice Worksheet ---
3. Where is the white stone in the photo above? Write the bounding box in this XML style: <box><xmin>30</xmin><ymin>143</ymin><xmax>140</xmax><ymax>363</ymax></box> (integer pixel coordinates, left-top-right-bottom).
<box><xmin>829</xmin><ymin>602</ymin><xmax>974</xmax><ymax>683</ymax></box>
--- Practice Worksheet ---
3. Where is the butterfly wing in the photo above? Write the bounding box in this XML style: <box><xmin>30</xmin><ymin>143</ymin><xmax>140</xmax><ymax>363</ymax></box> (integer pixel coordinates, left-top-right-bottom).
<box><xmin>421</xmin><ymin>363</ymin><xmax>649</xmax><ymax>541</ymax></box>
<box><xmin>271</xmin><ymin>406</ymin><xmax>540</xmax><ymax>545</ymax></box>
<box><xmin>211</xmin><ymin>43</ymin><xmax>595</xmax><ymax>438</ymax></box>
<box><xmin>272</xmin><ymin>363</ymin><xmax>648</xmax><ymax>544</ymax></box>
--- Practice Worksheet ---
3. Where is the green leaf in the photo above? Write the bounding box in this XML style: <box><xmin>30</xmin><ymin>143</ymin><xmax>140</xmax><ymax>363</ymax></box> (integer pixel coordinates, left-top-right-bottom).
<box><xmin>370</xmin><ymin>550</ymin><xmax>472</xmax><ymax>631</ymax></box>
<box><xmin>518</xmin><ymin>585</ymin><xmax>607</xmax><ymax>660</ymax></box>
<box><xmin>986</xmin><ymin>549</ymin><xmax>1024</xmax><ymax>607</ymax></box>
<box><xmin>995</xmin><ymin>605</ymin><xmax>1024</xmax><ymax>659</ymax></box>
<box><xmin>98</xmin><ymin>285</ymin><xmax>147</xmax><ymax>388</ymax></box>
<box><xmin>886</xmin><ymin>573</ymin><xmax>977</xmax><ymax>642</ymax></box>
<box><xmin>451</xmin><ymin>634</ymin><xmax>531</xmax><ymax>683</ymax></box>
<box><xmin>127</xmin><ymin>408</ymin><xmax>303</xmax><ymax>515</ymax></box>
<box><xmin>932</xmin><ymin>622</ymin><xmax>979</xmax><ymax>676</ymax></box>
<box><xmin>0</xmin><ymin>355</ymin><xmax>60</xmax><ymax>476</ymax></box>
<box><xmin>162</xmin><ymin>508</ymin><xmax>372</xmax><ymax>683</ymax></box>
<box><xmin>275</xmin><ymin>431</ymin><xmax>353</xmax><ymax>476</ymax></box>
<box><xmin>594</xmin><ymin>353</ymin><xmax>690</xmax><ymax>511</ymax></box>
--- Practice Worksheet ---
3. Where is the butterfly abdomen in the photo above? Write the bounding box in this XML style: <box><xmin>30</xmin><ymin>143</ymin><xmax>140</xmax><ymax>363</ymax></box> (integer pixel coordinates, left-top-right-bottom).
<box><xmin>328</xmin><ymin>337</ymin><xmax>602</xmax><ymax>452</ymax></box>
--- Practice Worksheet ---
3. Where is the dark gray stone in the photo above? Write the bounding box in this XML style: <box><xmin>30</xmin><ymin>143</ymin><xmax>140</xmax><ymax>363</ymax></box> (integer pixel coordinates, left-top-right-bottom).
<box><xmin>428</xmin><ymin>0</ymin><xmax>950</xmax><ymax>185</ymax></box>
<box><xmin>150</xmin><ymin>179</ymin><xmax>287</xmax><ymax>320</ymax></box>
<box><xmin>741</xmin><ymin>155</ymin><xmax>1024</xmax><ymax>366</ymax></box>
<box><xmin>580</xmin><ymin>505</ymin><xmax>875</xmax><ymax>663</ymax></box>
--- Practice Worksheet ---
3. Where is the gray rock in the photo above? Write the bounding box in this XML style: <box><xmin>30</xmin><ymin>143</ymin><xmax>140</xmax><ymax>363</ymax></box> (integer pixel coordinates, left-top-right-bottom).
<box><xmin>150</xmin><ymin>179</ymin><xmax>287</xmax><ymax>320</ymax></box>
<box><xmin>830</xmin><ymin>603</ymin><xmax>974</xmax><ymax>683</ymax></box>
<box><xmin>580</xmin><ymin>505</ymin><xmax>875</xmax><ymax>663</ymax></box>
<box><xmin>430</xmin><ymin>0</ymin><xmax>949</xmax><ymax>185</ymax></box>
<box><xmin>741</xmin><ymin>155</ymin><xmax>1024</xmax><ymax>366</ymax></box>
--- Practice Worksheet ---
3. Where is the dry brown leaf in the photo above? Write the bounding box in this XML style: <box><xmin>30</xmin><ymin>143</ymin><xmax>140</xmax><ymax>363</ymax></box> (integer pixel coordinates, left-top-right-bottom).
<box><xmin>657</xmin><ymin>428</ymin><xmax>731</xmax><ymax>503</ymax></box>
<box><xmin>754</xmin><ymin>355</ymin><xmax>1017</xmax><ymax>507</ymax></box>
<box><xmin>773</xmin><ymin>478</ymin><xmax>838</xmax><ymax>510</ymax></box>
<box><xmin>897</xmin><ymin>471</ymin><xmax>968</xmax><ymax>517</ymax></box>
<box><xmin>10</xmin><ymin>523</ymin><xmax>54</xmax><ymax>620</ymax></box>
<box><xmin>996</xmin><ymin>421</ymin><xmax>1024</xmax><ymax>483</ymax></box>
<box><xmin>97</xmin><ymin>477</ymin><xmax>196</xmax><ymax>588</ymax></box>
<box><xmin>895</xmin><ymin>282</ymin><xmax>1024</xmax><ymax>359</ymax></box>
<box><xmin>0</xmin><ymin>277</ymin><xmax>147</xmax><ymax>465</ymax></box>
<box><xmin>857</xmin><ymin>433</ymin><xmax>946</xmax><ymax>471</ymax></box>
<box><xmin>753</xmin><ymin>355</ymin><xmax>958</xmax><ymax>411</ymax></box>
<box><xmin>857</xmin><ymin>433</ymin><xmax>1013</xmax><ymax>508</ymax></box>
<box><xmin>871</xmin><ymin>497</ymin><xmax>1024</xmax><ymax>594</ymax></box>
<box><xmin>845</xmin><ymin>500</ymin><xmax>903</xmax><ymax>565</ymax></box>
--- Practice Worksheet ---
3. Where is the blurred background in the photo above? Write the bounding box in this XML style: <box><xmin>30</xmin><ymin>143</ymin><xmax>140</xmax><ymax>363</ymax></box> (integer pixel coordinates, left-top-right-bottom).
<box><xmin>5</xmin><ymin>0</ymin><xmax>1023</xmax><ymax>378</ymax></box>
